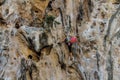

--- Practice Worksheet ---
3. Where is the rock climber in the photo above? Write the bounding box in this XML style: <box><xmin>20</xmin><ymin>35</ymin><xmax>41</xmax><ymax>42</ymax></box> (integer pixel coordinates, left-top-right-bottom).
<box><xmin>65</xmin><ymin>36</ymin><xmax>77</xmax><ymax>60</ymax></box>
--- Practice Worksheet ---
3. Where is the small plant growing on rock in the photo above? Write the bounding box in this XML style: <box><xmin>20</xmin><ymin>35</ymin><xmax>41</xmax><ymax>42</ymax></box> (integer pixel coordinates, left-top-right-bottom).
<box><xmin>44</xmin><ymin>15</ymin><xmax>61</xmax><ymax>28</ymax></box>
<box><xmin>45</xmin><ymin>15</ymin><xmax>55</xmax><ymax>24</ymax></box>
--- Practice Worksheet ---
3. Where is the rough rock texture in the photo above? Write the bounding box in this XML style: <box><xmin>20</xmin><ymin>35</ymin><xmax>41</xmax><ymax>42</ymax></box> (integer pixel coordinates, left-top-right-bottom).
<box><xmin>0</xmin><ymin>0</ymin><xmax>120</xmax><ymax>80</ymax></box>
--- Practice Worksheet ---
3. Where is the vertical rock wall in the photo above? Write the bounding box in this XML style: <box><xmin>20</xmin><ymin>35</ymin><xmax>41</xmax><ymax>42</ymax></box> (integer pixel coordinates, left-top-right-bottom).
<box><xmin>0</xmin><ymin>0</ymin><xmax>120</xmax><ymax>80</ymax></box>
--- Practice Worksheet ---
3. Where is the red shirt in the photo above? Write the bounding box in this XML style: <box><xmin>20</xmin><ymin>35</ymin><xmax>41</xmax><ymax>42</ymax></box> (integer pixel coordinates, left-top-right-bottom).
<box><xmin>70</xmin><ymin>36</ymin><xmax>77</xmax><ymax>43</ymax></box>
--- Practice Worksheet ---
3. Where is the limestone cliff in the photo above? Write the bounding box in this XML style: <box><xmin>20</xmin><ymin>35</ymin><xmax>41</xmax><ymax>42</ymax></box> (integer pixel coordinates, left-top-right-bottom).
<box><xmin>0</xmin><ymin>0</ymin><xmax>120</xmax><ymax>80</ymax></box>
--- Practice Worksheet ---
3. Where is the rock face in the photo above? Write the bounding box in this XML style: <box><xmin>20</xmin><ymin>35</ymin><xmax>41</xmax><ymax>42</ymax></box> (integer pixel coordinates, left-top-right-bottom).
<box><xmin>0</xmin><ymin>0</ymin><xmax>120</xmax><ymax>80</ymax></box>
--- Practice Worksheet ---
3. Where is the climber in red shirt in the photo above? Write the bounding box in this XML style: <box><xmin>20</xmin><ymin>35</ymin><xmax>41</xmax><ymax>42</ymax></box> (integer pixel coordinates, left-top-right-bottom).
<box><xmin>65</xmin><ymin>36</ymin><xmax>78</xmax><ymax>60</ymax></box>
